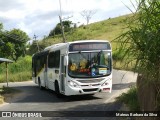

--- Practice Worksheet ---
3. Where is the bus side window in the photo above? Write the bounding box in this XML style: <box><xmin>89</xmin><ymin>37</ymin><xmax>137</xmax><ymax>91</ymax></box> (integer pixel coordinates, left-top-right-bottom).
<box><xmin>48</xmin><ymin>50</ymin><xmax>60</xmax><ymax>68</ymax></box>
<box><xmin>54</xmin><ymin>50</ymin><xmax>60</xmax><ymax>68</ymax></box>
<box><xmin>48</xmin><ymin>52</ymin><xmax>55</xmax><ymax>68</ymax></box>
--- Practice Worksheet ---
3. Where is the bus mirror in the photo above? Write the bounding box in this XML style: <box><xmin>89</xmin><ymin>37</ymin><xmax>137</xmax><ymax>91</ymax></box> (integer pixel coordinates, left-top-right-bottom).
<box><xmin>64</xmin><ymin>56</ymin><xmax>68</xmax><ymax>66</ymax></box>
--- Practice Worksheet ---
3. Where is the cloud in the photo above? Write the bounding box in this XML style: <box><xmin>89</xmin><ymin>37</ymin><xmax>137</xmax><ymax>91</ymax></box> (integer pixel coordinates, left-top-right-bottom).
<box><xmin>0</xmin><ymin>0</ymin><xmax>137</xmax><ymax>39</ymax></box>
<box><xmin>17</xmin><ymin>11</ymin><xmax>61</xmax><ymax>39</ymax></box>
<box><xmin>0</xmin><ymin>0</ymin><xmax>60</xmax><ymax>38</ymax></box>
<box><xmin>0</xmin><ymin>0</ymin><xmax>25</xmax><ymax>12</ymax></box>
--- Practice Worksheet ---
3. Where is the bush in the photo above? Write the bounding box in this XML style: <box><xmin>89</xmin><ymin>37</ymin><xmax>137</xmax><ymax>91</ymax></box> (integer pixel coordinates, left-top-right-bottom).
<box><xmin>116</xmin><ymin>87</ymin><xmax>140</xmax><ymax>111</ymax></box>
<box><xmin>0</xmin><ymin>56</ymin><xmax>32</xmax><ymax>82</ymax></box>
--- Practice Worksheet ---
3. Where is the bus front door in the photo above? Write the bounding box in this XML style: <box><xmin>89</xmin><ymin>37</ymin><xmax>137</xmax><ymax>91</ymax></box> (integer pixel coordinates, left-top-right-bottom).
<box><xmin>44</xmin><ymin>64</ymin><xmax>48</xmax><ymax>88</ymax></box>
<box><xmin>60</xmin><ymin>55</ymin><xmax>65</xmax><ymax>93</ymax></box>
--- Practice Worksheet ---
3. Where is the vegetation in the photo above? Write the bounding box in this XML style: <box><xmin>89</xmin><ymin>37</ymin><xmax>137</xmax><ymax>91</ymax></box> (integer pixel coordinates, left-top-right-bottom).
<box><xmin>0</xmin><ymin>28</ymin><xmax>30</xmax><ymax>61</ymax></box>
<box><xmin>1</xmin><ymin>0</ymin><xmax>159</xmax><ymax>112</ymax></box>
<box><xmin>0</xmin><ymin>13</ymin><xmax>132</xmax><ymax>86</ymax></box>
<box><xmin>114</xmin><ymin>0</ymin><xmax>160</xmax><ymax>111</ymax></box>
<box><xmin>0</xmin><ymin>23</ymin><xmax>3</xmax><ymax>30</ymax></box>
<box><xmin>28</xmin><ymin>14</ymin><xmax>131</xmax><ymax>70</ymax></box>
<box><xmin>116</xmin><ymin>87</ymin><xmax>140</xmax><ymax>111</ymax></box>
<box><xmin>29</xmin><ymin>14</ymin><xmax>130</xmax><ymax>57</ymax></box>
<box><xmin>49</xmin><ymin>20</ymin><xmax>74</xmax><ymax>37</ymax></box>
<box><xmin>0</xmin><ymin>56</ymin><xmax>32</xmax><ymax>83</ymax></box>
<box><xmin>0</xmin><ymin>22</ymin><xmax>31</xmax><ymax>83</ymax></box>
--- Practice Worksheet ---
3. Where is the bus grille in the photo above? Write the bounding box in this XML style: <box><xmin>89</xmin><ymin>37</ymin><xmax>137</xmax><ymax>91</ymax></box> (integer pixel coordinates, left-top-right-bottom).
<box><xmin>77</xmin><ymin>79</ymin><xmax>104</xmax><ymax>83</ymax></box>
<box><xmin>83</xmin><ymin>88</ymin><xmax>98</xmax><ymax>92</ymax></box>
<box><xmin>81</xmin><ymin>84</ymin><xmax>100</xmax><ymax>87</ymax></box>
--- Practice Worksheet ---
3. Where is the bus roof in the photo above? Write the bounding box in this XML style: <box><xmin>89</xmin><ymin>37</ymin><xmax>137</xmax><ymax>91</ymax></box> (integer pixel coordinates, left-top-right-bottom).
<box><xmin>43</xmin><ymin>40</ymin><xmax>110</xmax><ymax>52</ymax></box>
<box><xmin>44</xmin><ymin>43</ymin><xmax>68</xmax><ymax>51</ymax></box>
<box><xmin>68</xmin><ymin>40</ymin><xmax>110</xmax><ymax>44</ymax></box>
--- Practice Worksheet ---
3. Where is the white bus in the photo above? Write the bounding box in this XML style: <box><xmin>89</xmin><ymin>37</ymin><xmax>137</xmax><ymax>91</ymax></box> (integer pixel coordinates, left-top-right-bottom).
<box><xmin>32</xmin><ymin>40</ymin><xmax>112</xmax><ymax>96</ymax></box>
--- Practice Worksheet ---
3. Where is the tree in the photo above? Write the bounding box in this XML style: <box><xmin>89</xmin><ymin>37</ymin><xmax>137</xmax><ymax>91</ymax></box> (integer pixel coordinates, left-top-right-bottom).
<box><xmin>0</xmin><ymin>23</ymin><xmax>3</xmax><ymax>30</ymax></box>
<box><xmin>0</xmin><ymin>28</ymin><xmax>30</xmax><ymax>61</ymax></box>
<box><xmin>114</xmin><ymin>0</ymin><xmax>160</xmax><ymax>112</ymax></box>
<box><xmin>80</xmin><ymin>10</ymin><xmax>96</xmax><ymax>25</ymax></box>
<box><xmin>27</xmin><ymin>40</ymin><xmax>40</xmax><ymax>55</ymax></box>
<box><xmin>0</xmin><ymin>37</ymin><xmax>14</xmax><ymax>59</ymax></box>
<box><xmin>0</xmin><ymin>23</ymin><xmax>14</xmax><ymax>58</ymax></box>
<box><xmin>0</xmin><ymin>24</ymin><xmax>4</xmax><ymax>46</ymax></box>
<box><xmin>9</xmin><ymin>29</ymin><xmax>30</xmax><ymax>61</ymax></box>
<box><xmin>49</xmin><ymin>20</ymin><xmax>73</xmax><ymax>37</ymax></box>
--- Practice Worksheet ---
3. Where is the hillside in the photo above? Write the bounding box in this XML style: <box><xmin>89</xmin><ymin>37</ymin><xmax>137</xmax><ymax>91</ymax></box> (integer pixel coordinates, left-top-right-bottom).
<box><xmin>27</xmin><ymin>14</ymin><xmax>133</xmax><ymax>70</ymax></box>
<box><xmin>33</xmin><ymin>14</ymin><xmax>132</xmax><ymax>52</ymax></box>
<box><xmin>0</xmin><ymin>14</ymin><xmax>132</xmax><ymax>83</ymax></box>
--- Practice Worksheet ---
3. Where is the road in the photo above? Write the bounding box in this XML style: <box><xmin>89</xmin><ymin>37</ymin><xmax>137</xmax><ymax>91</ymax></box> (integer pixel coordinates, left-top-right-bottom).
<box><xmin>0</xmin><ymin>69</ymin><xmax>137</xmax><ymax>120</ymax></box>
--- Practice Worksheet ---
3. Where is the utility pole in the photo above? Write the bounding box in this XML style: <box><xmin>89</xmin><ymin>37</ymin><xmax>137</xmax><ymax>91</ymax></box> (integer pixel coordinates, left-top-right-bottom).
<box><xmin>33</xmin><ymin>34</ymin><xmax>40</xmax><ymax>52</ymax></box>
<box><xmin>59</xmin><ymin>16</ymin><xmax>66</xmax><ymax>43</ymax></box>
<box><xmin>59</xmin><ymin>0</ymin><xmax>66</xmax><ymax>43</ymax></box>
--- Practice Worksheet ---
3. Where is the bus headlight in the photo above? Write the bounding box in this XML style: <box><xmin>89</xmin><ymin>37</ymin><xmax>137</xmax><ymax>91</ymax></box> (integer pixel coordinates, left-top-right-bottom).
<box><xmin>102</xmin><ymin>82</ymin><xmax>108</xmax><ymax>86</ymax></box>
<box><xmin>68</xmin><ymin>80</ymin><xmax>80</xmax><ymax>88</ymax></box>
<box><xmin>102</xmin><ymin>79</ymin><xmax>111</xmax><ymax>86</ymax></box>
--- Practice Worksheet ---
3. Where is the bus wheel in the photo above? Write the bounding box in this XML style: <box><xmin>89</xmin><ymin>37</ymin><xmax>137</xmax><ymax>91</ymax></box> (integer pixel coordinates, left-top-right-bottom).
<box><xmin>55</xmin><ymin>82</ymin><xmax>63</xmax><ymax>98</ymax></box>
<box><xmin>38</xmin><ymin>78</ymin><xmax>44</xmax><ymax>90</ymax></box>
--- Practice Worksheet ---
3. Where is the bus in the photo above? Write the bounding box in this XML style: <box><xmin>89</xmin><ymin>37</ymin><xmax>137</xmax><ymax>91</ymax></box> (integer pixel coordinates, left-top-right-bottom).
<box><xmin>32</xmin><ymin>40</ymin><xmax>112</xmax><ymax>96</ymax></box>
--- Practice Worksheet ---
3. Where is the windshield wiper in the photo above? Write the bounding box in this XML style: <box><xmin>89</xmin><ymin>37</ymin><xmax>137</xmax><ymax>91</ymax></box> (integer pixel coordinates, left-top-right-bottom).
<box><xmin>97</xmin><ymin>65</ymin><xmax>109</xmax><ymax>68</ymax></box>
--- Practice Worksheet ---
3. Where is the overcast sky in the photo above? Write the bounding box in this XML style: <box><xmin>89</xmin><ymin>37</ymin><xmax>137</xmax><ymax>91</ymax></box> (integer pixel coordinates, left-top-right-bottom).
<box><xmin>0</xmin><ymin>0</ymin><xmax>137</xmax><ymax>40</ymax></box>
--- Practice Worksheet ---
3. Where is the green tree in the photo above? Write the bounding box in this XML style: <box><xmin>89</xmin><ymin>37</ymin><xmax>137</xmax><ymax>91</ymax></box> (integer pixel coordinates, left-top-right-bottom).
<box><xmin>0</xmin><ymin>28</ymin><xmax>30</xmax><ymax>61</ymax></box>
<box><xmin>0</xmin><ymin>23</ymin><xmax>14</xmax><ymax>58</ymax></box>
<box><xmin>27</xmin><ymin>40</ymin><xmax>43</xmax><ymax>55</ymax></box>
<box><xmin>49</xmin><ymin>20</ymin><xmax>73</xmax><ymax>37</ymax></box>
<box><xmin>0</xmin><ymin>22</ymin><xmax>4</xmax><ymax>45</ymax></box>
<box><xmin>8</xmin><ymin>29</ymin><xmax>30</xmax><ymax>61</ymax></box>
<box><xmin>0</xmin><ymin>37</ymin><xmax>14</xmax><ymax>58</ymax></box>
<box><xmin>0</xmin><ymin>23</ymin><xmax>3</xmax><ymax>30</ymax></box>
<box><xmin>114</xmin><ymin>0</ymin><xmax>160</xmax><ymax>111</ymax></box>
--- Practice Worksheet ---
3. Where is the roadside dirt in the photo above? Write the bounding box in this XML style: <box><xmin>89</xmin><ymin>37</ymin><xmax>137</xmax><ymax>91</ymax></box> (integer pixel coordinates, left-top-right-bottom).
<box><xmin>0</xmin><ymin>96</ymin><xmax>4</xmax><ymax>104</ymax></box>
<box><xmin>0</xmin><ymin>90</ymin><xmax>25</xmax><ymax>105</ymax></box>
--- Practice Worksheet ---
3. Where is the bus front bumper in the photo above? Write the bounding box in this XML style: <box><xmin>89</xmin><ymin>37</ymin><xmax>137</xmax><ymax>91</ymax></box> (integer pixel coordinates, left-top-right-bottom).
<box><xmin>64</xmin><ymin>84</ymin><xmax>112</xmax><ymax>96</ymax></box>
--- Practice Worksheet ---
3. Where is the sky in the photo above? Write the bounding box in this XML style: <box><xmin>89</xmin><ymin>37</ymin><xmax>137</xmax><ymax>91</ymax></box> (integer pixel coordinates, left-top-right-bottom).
<box><xmin>0</xmin><ymin>0</ymin><xmax>137</xmax><ymax>40</ymax></box>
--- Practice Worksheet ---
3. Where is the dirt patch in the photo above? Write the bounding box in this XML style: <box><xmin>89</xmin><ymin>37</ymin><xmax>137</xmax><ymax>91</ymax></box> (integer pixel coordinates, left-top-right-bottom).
<box><xmin>0</xmin><ymin>89</ymin><xmax>24</xmax><ymax>105</ymax></box>
<box><xmin>0</xmin><ymin>96</ymin><xmax>4</xmax><ymax>104</ymax></box>
<box><xmin>3</xmin><ymin>91</ymin><xmax>27</xmax><ymax>104</ymax></box>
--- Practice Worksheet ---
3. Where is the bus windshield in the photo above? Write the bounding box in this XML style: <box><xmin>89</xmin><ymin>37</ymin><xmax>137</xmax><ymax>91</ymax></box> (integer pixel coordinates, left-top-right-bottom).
<box><xmin>68</xmin><ymin>51</ymin><xmax>112</xmax><ymax>78</ymax></box>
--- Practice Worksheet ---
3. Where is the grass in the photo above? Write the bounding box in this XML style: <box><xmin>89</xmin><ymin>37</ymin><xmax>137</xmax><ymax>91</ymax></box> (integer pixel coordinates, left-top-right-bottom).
<box><xmin>0</xmin><ymin>71</ymin><xmax>31</xmax><ymax>83</ymax></box>
<box><xmin>0</xmin><ymin>55</ymin><xmax>32</xmax><ymax>83</ymax></box>
<box><xmin>34</xmin><ymin>14</ymin><xmax>133</xmax><ymax>71</ymax></box>
<box><xmin>66</xmin><ymin>14</ymin><xmax>130</xmax><ymax>50</ymax></box>
<box><xmin>0</xmin><ymin>14</ymin><xmax>134</xmax><ymax>80</ymax></box>
<box><xmin>36</xmin><ymin>14</ymin><xmax>132</xmax><ymax>50</ymax></box>
<box><xmin>116</xmin><ymin>87</ymin><xmax>140</xmax><ymax>111</ymax></box>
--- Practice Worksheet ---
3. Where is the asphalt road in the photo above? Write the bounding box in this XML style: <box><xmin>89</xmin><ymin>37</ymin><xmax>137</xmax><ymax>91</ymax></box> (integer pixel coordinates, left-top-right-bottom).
<box><xmin>0</xmin><ymin>69</ymin><xmax>137</xmax><ymax>120</ymax></box>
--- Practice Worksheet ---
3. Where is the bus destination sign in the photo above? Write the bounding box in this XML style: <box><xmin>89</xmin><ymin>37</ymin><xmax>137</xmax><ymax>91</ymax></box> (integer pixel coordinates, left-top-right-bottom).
<box><xmin>69</xmin><ymin>42</ymin><xmax>110</xmax><ymax>51</ymax></box>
